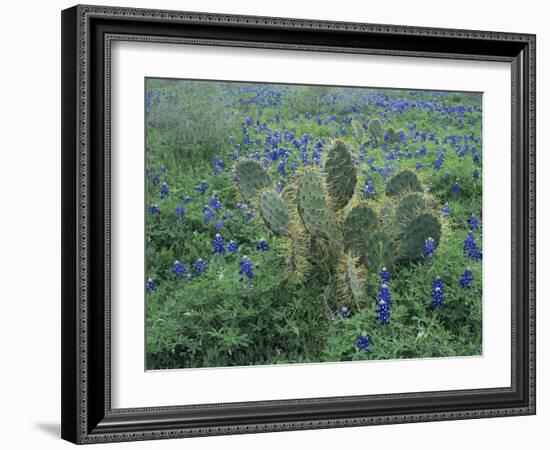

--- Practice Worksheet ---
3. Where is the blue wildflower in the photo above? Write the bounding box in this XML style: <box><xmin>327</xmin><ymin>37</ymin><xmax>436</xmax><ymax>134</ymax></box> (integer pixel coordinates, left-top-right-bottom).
<box><xmin>213</xmin><ymin>156</ymin><xmax>224</xmax><ymax>175</ymax></box>
<box><xmin>173</xmin><ymin>260</ymin><xmax>186</xmax><ymax>278</ymax></box>
<box><xmin>160</xmin><ymin>182</ymin><xmax>169</xmax><ymax>198</ymax></box>
<box><xmin>356</xmin><ymin>333</ymin><xmax>371</xmax><ymax>351</ymax></box>
<box><xmin>463</xmin><ymin>232</ymin><xmax>482</xmax><ymax>260</ymax></box>
<box><xmin>196</xmin><ymin>180</ymin><xmax>209</xmax><ymax>193</ymax></box>
<box><xmin>380</xmin><ymin>267</ymin><xmax>390</xmax><ymax>284</ymax></box>
<box><xmin>460</xmin><ymin>268</ymin><xmax>474</xmax><ymax>289</ymax></box>
<box><xmin>453</xmin><ymin>179</ymin><xmax>460</xmax><ymax>196</ymax></box>
<box><xmin>176</xmin><ymin>204</ymin><xmax>185</xmax><ymax>218</ymax></box>
<box><xmin>432</xmin><ymin>276</ymin><xmax>444</xmax><ymax>307</ymax></box>
<box><xmin>194</xmin><ymin>258</ymin><xmax>206</xmax><ymax>276</ymax></box>
<box><xmin>442</xmin><ymin>203</ymin><xmax>451</xmax><ymax>219</ymax></box>
<box><xmin>228</xmin><ymin>240</ymin><xmax>239</xmax><ymax>253</ymax></box>
<box><xmin>473</xmin><ymin>168</ymin><xmax>479</xmax><ymax>181</ymax></box>
<box><xmin>239</xmin><ymin>257</ymin><xmax>254</xmax><ymax>280</ymax></box>
<box><xmin>183</xmin><ymin>196</ymin><xmax>192</xmax><ymax>204</ymax></box>
<box><xmin>257</xmin><ymin>239</ymin><xmax>269</xmax><ymax>251</ymax></box>
<box><xmin>149</xmin><ymin>204</ymin><xmax>160</xmax><ymax>215</ymax></box>
<box><xmin>212</xmin><ymin>233</ymin><xmax>225</xmax><ymax>254</ymax></box>
<box><xmin>364</xmin><ymin>180</ymin><xmax>375</xmax><ymax>198</ymax></box>
<box><xmin>214</xmin><ymin>220</ymin><xmax>224</xmax><ymax>230</ymax></box>
<box><xmin>146</xmin><ymin>278</ymin><xmax>157</xmax><ymax>292</ymax></box>
<box><xmin>341</xmin><ymin>306</ymin><xmax>351</xmax><ymax>318</ymax></box>
<box><xmin>203</xmin><ymin>205</ymin><xmax>215</xmax><ymax>222</ymax></box>
<box><xmin>210</xmin><ymin>194</ymin><xmax>223</xmax><ymax>211</ymax></box>
<box><xmin>423</xmin><ymin>237</ymin><xmax>435</xmax><ymax>263</ymax></box>
<box><xmin>376</xmin><ymin>283</ymin><xmax>391</xmax><ymax>325</ymax></box>
<box><xmin>469</xmin><ymin>214</ymin><xmax>479</xmax><ymax>230</ymax></box>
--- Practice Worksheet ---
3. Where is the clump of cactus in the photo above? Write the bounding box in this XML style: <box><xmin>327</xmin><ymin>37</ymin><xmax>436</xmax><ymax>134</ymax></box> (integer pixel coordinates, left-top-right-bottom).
<box><xmin>367</xmin><ymin>117</ymin><xmax>407</xmax><ymax>147</ymax></box>
<box><xmin>235</xmin><ymin>139</ymin><xmax>441</xmax><ymax>309</ymax></box>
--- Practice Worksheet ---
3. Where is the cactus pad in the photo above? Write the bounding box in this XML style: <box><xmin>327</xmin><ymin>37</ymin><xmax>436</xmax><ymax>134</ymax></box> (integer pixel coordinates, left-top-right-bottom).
<box><xmin>339</xmin><ymin>254</ymin><xmax>364</xmax><ymax>305</ymax></box>
<box><xmin>352</xmin><ymin>121</ymin><xmax>364</xmax><ymax>144</ymax></box>
<box><xmin>364</xmin><ymin>230</ymin><xmax>399</xmax><ymax>272</ymax></box>
<box><xmin>325</xmin><ymin>140</ymin><xmax>357</xmax><ymax>210</ymax></box>
<box><xmin>369</xmin><ymin>118</ymin><xmax>383</xmax><ymax>144</ymax></box>
<box><xmin>396</xmin><ymin>193</ymin><xmax>426</xmax><ymax>226</ymax></box>
<box><xmin>298</xmin><ymin>171</ymin><xmax>328</xmax><ymax>237</ymax></box>
<box><xmin>236</xmin><ymin>160</ymin><xmax>273</xmax><ymax>203</ymax></box>
<box><xmin>343</xmin><ymin>204</ymin><xmax>378</xmax><ymax>255</ymax></box>
<box><xmin>259</xmin><ymin>190</ymin><xmax>290</xmax><ymax>237</ymax></box>
<box><xmin>399</xmin><ymin>212</ymin><xmax>442</xmax><ymax>260</ymax></box>
<box><xmin>385</xmin><ymin>170</ymin><xmax>422</xmax><ymax>197</ymax></box>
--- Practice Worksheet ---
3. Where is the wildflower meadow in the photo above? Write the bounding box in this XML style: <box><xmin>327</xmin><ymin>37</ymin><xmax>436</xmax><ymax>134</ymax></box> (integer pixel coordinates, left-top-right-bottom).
<box><xmin>145</xmin><ymin>79</ymin><xmax>483</xmax><ymax>370</ymax></box>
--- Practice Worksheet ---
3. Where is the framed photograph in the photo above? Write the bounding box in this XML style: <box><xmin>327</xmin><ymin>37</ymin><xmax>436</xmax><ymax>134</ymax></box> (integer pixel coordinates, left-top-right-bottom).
<box><xmin>61</xmin><ymin>4</ymin><xmax>536</xmax><ymax>444</ymax></box>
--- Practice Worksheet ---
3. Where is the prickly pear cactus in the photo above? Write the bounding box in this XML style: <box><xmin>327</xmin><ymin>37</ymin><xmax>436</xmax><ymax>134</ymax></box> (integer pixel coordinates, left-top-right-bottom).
<box><xmin>339</xmin><ymin>254</ymin><xmax>364</xmax><ymax>306</ymax></box>
<box><xmin>395</xmin><ymin>193</ymin><xmax>426</xmax><ymax>227</ymax></box>
<box><xmin>343</xmin><ymin>203</ymin><xmax>377</xmax><ymax>255</ymax></box>
<box><xmin>236</xmin><ymin>160</ymin><xmax>273</xmax><ymax>203</ymax></box>
<box><xmin>369</xmin><ymin>118</ymin><xmax>383</xmax><ymax>145</ymax></box>
<box><xmin>399</xmin><ymin>212</ymin><xmax>442</xmax><ymax>260</ymax></box>
<box><xmin>364</xmin><ymin>230</ymin><xmax>399</xmax><ymax>272</ymax></box>
<box><xmin>385</xmin><ymin>170</ymin><xmax>423</xmax><ymax>197</ymax></box>
<box><xmin>352</xmin><ymin>121</ymin><xmax>364</xmax><ymax>144</ymax></box>
<box><xmin>325</xmin><ymin>140</ymin><xmax>357</xmax><ymax>210</ymax></box>
<box><xmin>298</xmin><ymin>171</ymin><xmax>328</xmax><ymax>237</ymax></box>
<box><xmin>259</xmin><ymin>190</ymin><xmax>290</xmax><ymax>237</ymax></box>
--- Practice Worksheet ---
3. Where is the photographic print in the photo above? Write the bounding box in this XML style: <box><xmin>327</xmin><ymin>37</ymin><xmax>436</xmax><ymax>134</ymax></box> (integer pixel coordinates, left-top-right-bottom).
<box><xmin>144</xmin><ymin>78</ymin><xmax>483</xmax><ymax>370</ymax></box>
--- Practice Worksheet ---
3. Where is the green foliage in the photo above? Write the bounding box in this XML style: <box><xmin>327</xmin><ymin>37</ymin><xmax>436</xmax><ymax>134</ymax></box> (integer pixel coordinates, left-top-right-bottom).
<box><xmin>368</xmin><ymin>118</ymin><xmax>383</xmax><ymax>145</ymax></box>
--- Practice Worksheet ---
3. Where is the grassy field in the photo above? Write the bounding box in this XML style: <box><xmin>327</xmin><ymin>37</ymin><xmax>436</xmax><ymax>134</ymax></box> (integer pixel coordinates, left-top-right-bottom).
<box><xmin>144</xmin><ymin>79</ymin><xmax>483</xmax><ymax>370</ymax></box>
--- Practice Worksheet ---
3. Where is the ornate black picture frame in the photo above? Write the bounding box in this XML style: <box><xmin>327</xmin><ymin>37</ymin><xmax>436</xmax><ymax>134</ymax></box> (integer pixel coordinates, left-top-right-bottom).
<box><xmin>61</xmin><ymin>4</ymin><xmax>536</xmax><ymax>444</ymax></box>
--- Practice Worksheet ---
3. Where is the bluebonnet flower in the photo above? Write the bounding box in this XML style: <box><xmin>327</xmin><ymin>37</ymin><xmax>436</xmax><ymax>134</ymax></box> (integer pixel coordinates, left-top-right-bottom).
<box><xmin>473</xmin><ymin>168</ymin><xmax>479</xmax><ymax>181</ymax></box>
<box><xmin>463</xmin><ymin>232</ymin><xmax>482</xmax><ymax>260</ymax></box>
<box><xmin>194</xmin><ymin>258</ymin><xmax>206</xmax><ymax>276</ymax></box>
<box><xmin>256</xmin><ymin>239</ymin><xmax>269</xmax><ymax>251</ymax></box>
<box><xmin>150</xmin><ymin>173</ymin><xmax>160</xmax><ymax>185</ymax></box>
<box><xmin>176</xmin><ymin>204</ymin><xmax>185</xmax><ymax>218</ymax></box>
<box><xmin>160</xmin><ymin>182</ymin><xmax>169</xmax><ymax>198</ymax></box>
<box><xmin>453</xmin><ymin>179</ymin><xmax>460</xmax><ymax>196</ymax></box>
<box><xmin>196</xmin><ymin>180</ymin><xmax>209</xmax><ymax>193</ymax></box>
<box><xmin>213</xmin><ymin>156</ymin><xmax>224</xmax><ymax>175</ymax></box>
<box><xmin>239</xmin><ymin>257</ymin><xmax>254</xmax><ymax>280</ymax></box>
<box><xmin>160</xmin><ymin>166</ymin><xmax>167</xmax><ymax>174</ymax></box>
<box><xmin>469</xmin><ymin>214</ymin><xmax>479</xmax><ymax>230</ymax></box>
<box><xmin>356</xmin><ymin>333</ymin><xmax>371</xmax><ymax>351</ymax></box>
<box><xmin>212</xmin><ymin>233</ymin><xmax>225</xmax><ymax>254</ymax></box>
<box><xmin>203</xmin><ymin>205</ymin><xmax>215</xmax><ymax>222</ymax></box>
<box><xmin>236</xmin><ymin>203</ymin><xmax>248</xmax><ymax>212</ymax></box>
<box><xmin>246</xmin><ymin>210</ymin><xmax>255</xmax><ymax>221</ymax></box>
<box><xmin>460</xmin><ymin>268</ymin><xmax>474</xmax><ymax>289</ymax></box>
<box><xmin>214</xmin><ymin>220</ymin><xmax>224</xmax><ymax>231</ymax></box>
<box><xmin>183</xmin><ymin>196</ymin><xmax>192</xmax><ymax>204</ymax></box>
<box><xmin>432</xmin><ymin>276</ymin><xmax>444</xmax><ymax>307</ymax></box>
<box><xmin>228</xmin><ymin>240</ymin><xmax>239</xmax><ymax>253</ymax></box>
<box><xmin>416</xmin><ymin>162</ymin><xmax>423</xmax><ymax>171</ymax></box>
<box><xmin>173</xmin><ymin>260</ymin><xmax>186</xmax><ymax>278</ymax></box>
<box><xmin>376</xmin><ymin>283</ymin><xmax>391</xmax><ymax>325</ymax></box>
<box><xmin>149</xmin><ymin>204</ymin><xmax>160</xmax><ymax>215</ymax></box>
<box><xmin>340</xmin><ymin>306</ymin><xmax>350</xmax><ymax>318</ymax></box>
<box><xmin>364</xmin><ymin>180</ymin><xmax>375</xmax><ymax>198</ymax></box>
<box><xmin>433</xmin><ymin>153</ymin><xmax>444</xmax><ymax>170</ymax></box>
<box><xmin>444</xmin><ymin>171</ymin><xmax>451</xmax><ymax>184</ymax></box>
<box><xmin>380</xmin><ymin>267</ymin><xmax>390</xmax><ymax>284</ymax></box>
<box><xmin>442</xmin><ymin>203</ymin><xmax>451</xmax><ymax>219</ymax></box>
<box><xmin>210</xmin><ymin>194</ymin><xmax>223</xmax><ymax>211</ymax></box>
<box><xmin>146</xmin><ymin>278</ymin><xmax>157</xmax><ymax>292</ymax></box>
<box><xmin>423</xmin><ymin>237</ymin><xmax>435</xmax><ymax>263</ymax></box>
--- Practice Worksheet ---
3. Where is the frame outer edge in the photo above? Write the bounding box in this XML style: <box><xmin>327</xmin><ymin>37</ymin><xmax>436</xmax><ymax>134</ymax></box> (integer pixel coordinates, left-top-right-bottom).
<box><xmin>65</xmin><ymin>4</ymin><xmax>537</xmax><ymax>444</ymax></box>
